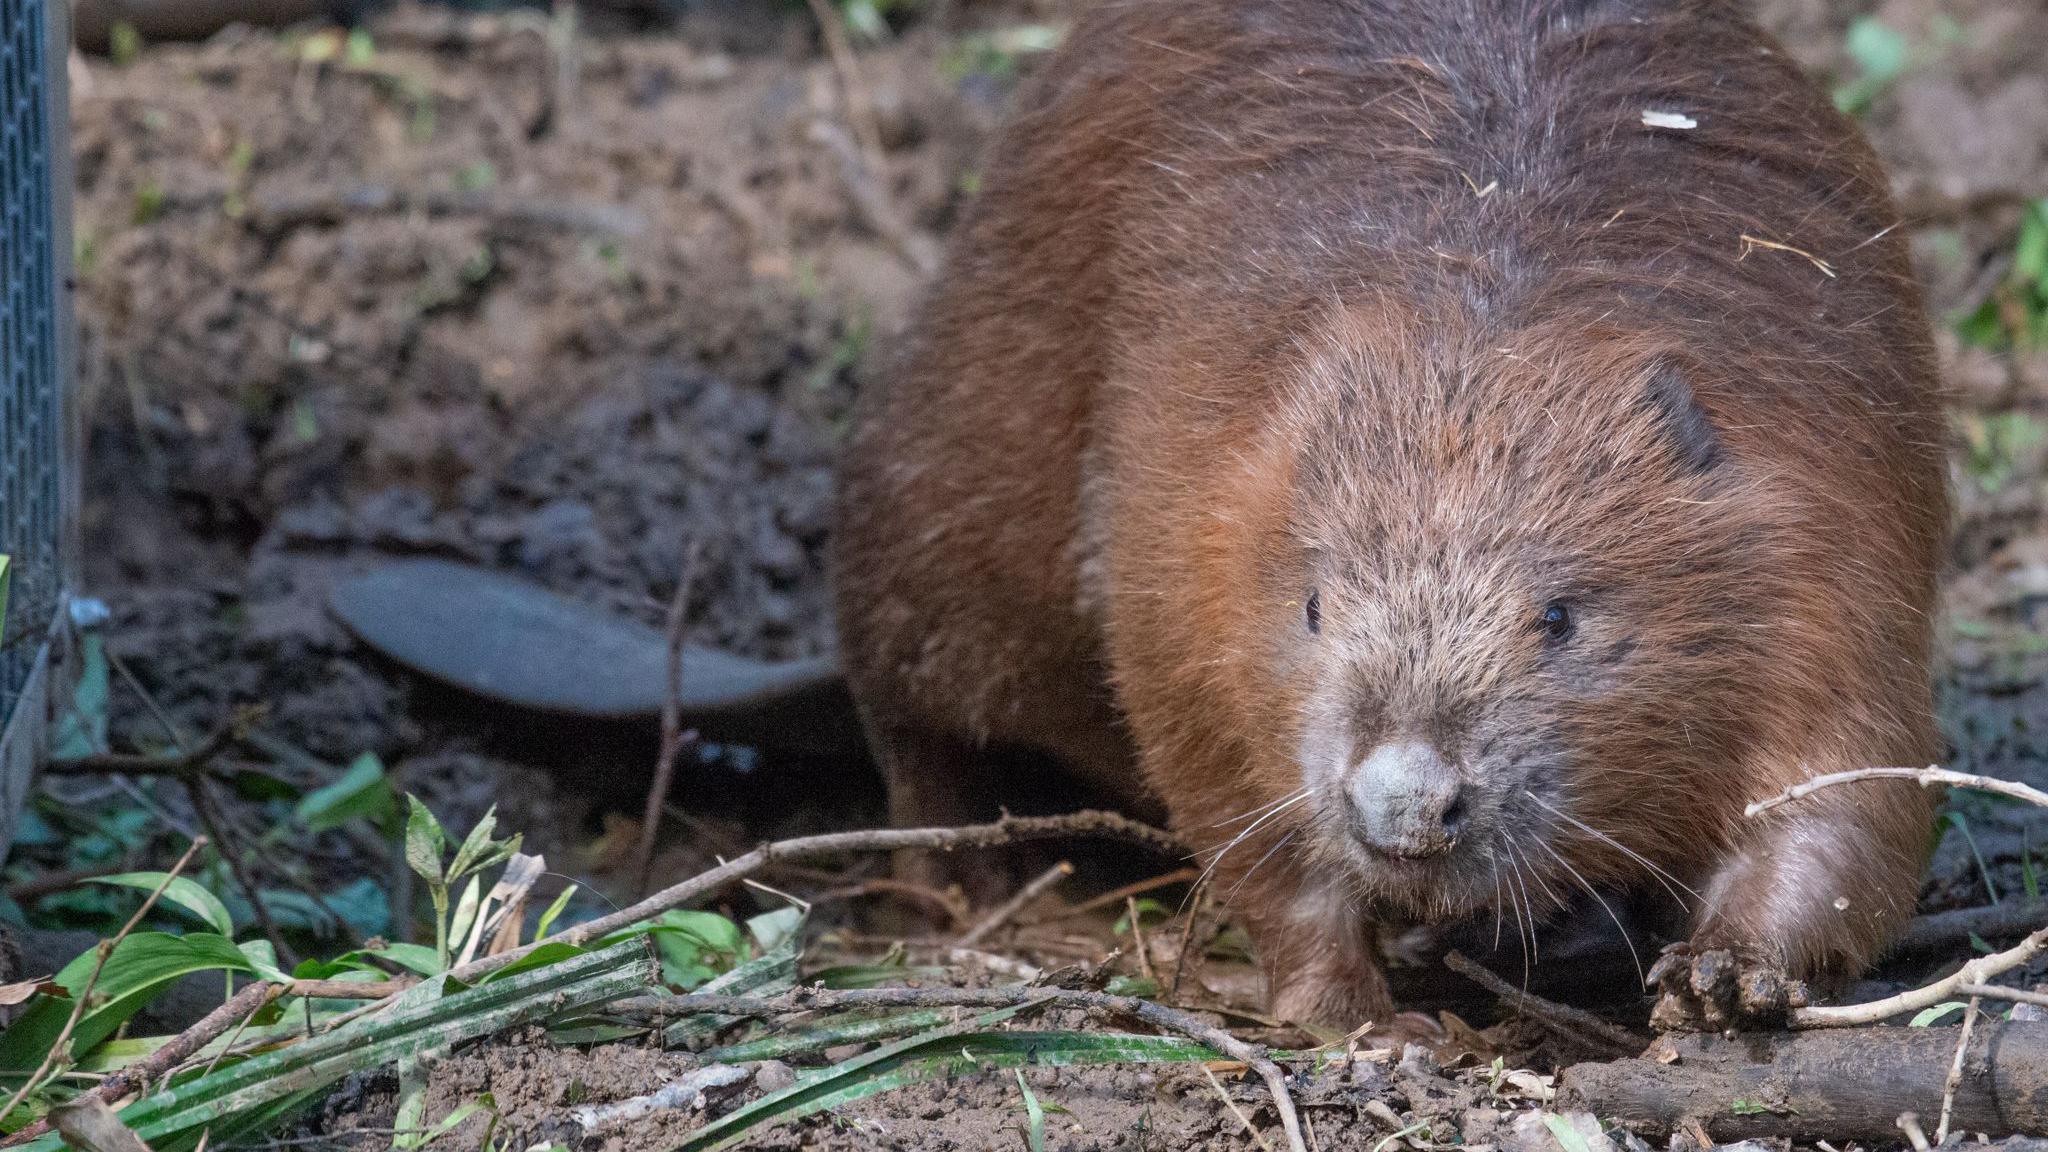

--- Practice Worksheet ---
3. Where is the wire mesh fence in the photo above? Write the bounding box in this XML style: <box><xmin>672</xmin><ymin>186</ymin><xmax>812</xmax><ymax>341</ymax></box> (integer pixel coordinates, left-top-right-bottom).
<box><xmin>0</xmin><ymin>0</ymin><xmax>64</xmax><ymax>758</ymax></box>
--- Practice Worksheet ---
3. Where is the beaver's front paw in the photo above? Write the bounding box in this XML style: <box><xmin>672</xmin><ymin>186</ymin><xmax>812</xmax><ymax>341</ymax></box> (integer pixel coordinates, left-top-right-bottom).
<box><xmin>1646</xmin><ymin>943</ymin><xmax>1807</xmax><ymax>1033</ymax></box>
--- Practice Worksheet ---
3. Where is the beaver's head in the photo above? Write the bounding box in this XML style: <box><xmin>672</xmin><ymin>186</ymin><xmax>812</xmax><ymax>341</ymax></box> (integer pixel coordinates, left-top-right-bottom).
<box><xmin>1243</xmin><ymin>307</ymin><xmax>1785</xmax><ymax>924</ymax></box>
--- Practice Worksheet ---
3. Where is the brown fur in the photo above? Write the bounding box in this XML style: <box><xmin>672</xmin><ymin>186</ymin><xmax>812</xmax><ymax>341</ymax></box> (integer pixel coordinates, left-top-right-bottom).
<box><xmin>833</xmin><ymin>0</ymin><xmax>1948</xmax><ymax>1026</ymax></box>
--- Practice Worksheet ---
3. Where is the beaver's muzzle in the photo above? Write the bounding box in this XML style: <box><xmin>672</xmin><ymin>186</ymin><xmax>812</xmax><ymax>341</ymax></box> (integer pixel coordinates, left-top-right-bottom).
<box><xmin>1347</xmin><ymin>740</ymin><xmax>1467</xmax><ymax>859</ymax></box>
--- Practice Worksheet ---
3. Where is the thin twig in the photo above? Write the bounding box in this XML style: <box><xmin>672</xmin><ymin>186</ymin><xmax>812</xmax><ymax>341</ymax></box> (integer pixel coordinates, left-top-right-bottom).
<box><xmin>806</xmin><ymin>876</ymin><xmax>969</xmax><ymax>926</ymax></box>
<box><xmin>1797</xmin><ymin>927</ymin><xmax>2048</xmax><ymax>1028</ymax></box>
<box><xmin>1746</xmin><ymin>765</ymin><xmax>2048</xmax><ymax>817</ymax></box>
<box><xmin>105</xmin><ymin>647</ymin><xmax>194</xmax><ymax>750</ymax></box>
<box><xmin>943</xmin><ymin>947</ymin><xmax>1044</xmax><ymax>982</ymax></box>
<box><xmin>800</xmin><ymin>0</ymin><xmax>884</xmax><ymax>162</ymax></box>
<box><xmin>1899</xmin><ymin>899</ymin><xmax>2048</xmax><ymax>953</ymax></box>
<box><xmin>445</xmin><ymin>811</ymin><xmax>1179</xmax><ymax>985</ymax></box>
<box><xmin>1128</xmin><ymin>897</ymin><xmax>1159</xmax><ymax>985</ymax></box>
<box><xmin>1936</xmin><ymin>994</ymin><xmax>1979</xmax><ymax>1144</ymax></box>
<box><xmin>957</xmin><ymin>861</ymin><xmax>1072</xmax><ymax>947</ymax></box>
<box><xmin>1202</xmin><ymin>1063</ymin><xmax>1275</xmax><ymax>1152</ymax></box>
<box><xmin>1045</xmin><ymin>867</ymin><xmax>1201</xmax><ymax>920</ymax></box>
<box><xmin>0</xmin><ymin>838</ymin><xmax>208</xmax><ymax>1127</ymax></box>
<box><xmin>1898</xmin><ymin>1111</ymin><xmax>1931</xmax><ymax>1152</ymax></box>
<box><xmin>196</xmin><ymin>991</ymin><xmax>273</xmax><ymax>1079</ymax></box>
<box><xmin>44</xmin><ymin>721</ymin><xmax>235</xmax><ymax>777</ymax></box>
<box><xmin>1169</xmin><ymin>880</ymin><xmax>1206</xmax><ymax>997</ymax></box>
<box><xmin>184</xmin><ymin>777</ymin><xmax>294</xmax><ymax>967</ymax></box>
<box><xmin>618</xmin><ymin>984</ymin><xmax>1307</xmax><ymax>1152</ymax></box>
<box><xmin>1442</xmin><ymin>951</ymin><xmax>1649</xmax><ymax>1053</ymax></box>
<box><xmin>634</xmin><ymin>538</ymin><xmax>702</xmax><ymax>896</ymax></box>
<box><xmin>1957</xmin><ymin>982</ymin><xmax>2048</xmax><ymax>1009</ymax></box>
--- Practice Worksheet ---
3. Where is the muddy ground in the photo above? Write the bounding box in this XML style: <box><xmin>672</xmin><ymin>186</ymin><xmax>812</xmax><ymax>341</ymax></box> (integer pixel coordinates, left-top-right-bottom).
<box><xmin>11</xmin><ymin>0</ymin><xmax>2048</xmax><ymax>1146</ymax></box>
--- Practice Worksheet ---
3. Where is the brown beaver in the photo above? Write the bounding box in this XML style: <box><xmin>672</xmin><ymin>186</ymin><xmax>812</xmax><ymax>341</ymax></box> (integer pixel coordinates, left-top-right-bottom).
<box><xmin>833</xmin><ymin>0</ymin><xmax>1948</xmax><ymax>1028</ymax></box>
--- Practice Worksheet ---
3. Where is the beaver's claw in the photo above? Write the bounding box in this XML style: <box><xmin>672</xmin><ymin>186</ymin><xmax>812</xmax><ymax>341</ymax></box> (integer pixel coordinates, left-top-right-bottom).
<box><xmin>1647</xmin><ymin>944</ymin><xmax>1807</xmax><ymax>1033</ymax></box>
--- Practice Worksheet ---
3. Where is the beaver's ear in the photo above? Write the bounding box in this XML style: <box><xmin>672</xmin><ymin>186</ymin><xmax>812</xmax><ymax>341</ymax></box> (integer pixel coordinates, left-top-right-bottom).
<box><xmin>1641</xmin><ymin>359</ymin><xmax>1722</xmax><ymax>474</ymax></box>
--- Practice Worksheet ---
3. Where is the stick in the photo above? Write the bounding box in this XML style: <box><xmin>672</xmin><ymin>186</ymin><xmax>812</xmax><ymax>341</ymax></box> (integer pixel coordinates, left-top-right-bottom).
<box><xmin>619</xmin><ymin>985</ymin><xmax>1307</xmax><ymax>1152</ymax></box>
<box><xmin>1898</xmin><ymin>900</ymin><xmax>2048</xmax><ymax>953</ymax></box>
<box><xmin>0</xmin><ymin>839</ymin><xmax>208</xmax><ymax>1126</ymax></box>
<box><xmin>44</xmin><ymin>721</ymin><xmax>235</xmax><ymax>777</ymax></box>
<box><xmin>634</xmin><ymin>538</ymin><xmax>701</xmax><ymax>896</ymax></box>
<box><xmin>800</xmin><ymin>0</ymin><xmax>884</xmax><ymax>162</ymax></box>
<box><xmin>1745</xmin><ymin>765</ymin><xmax>2048</xmax><ymax>818</ymax></box>
<box><xmin>956</xmin><ymin>861</ymin><xmax>1072</xmax><ymax>947</ymax></box>
<box><xmin>1168</xmin><ymin>880</ymin><xmax>1206</xmax><ymax>998</ymax></box>
<box><xmin>1202</xmin><ymin>1063</ymin><xmax>1275</xmax><ymax>1152</ymax></box>
<box><xmin>1803</xmin><ymin>925</ymin><xmax>2048</xmax><ymax>1027</ymax></box>
<box><xmin>184</xmin><ymin>778</ymin><xmax>294</xmax><ymax>968</ymax></box>
<box><xmin>1441</xmin><ymin>951</ymin><xmax>1649</xmax><ymax>1053</ymax></box>
<box><xmin>1046</xmin><ymin>867</ymin><xmax>1201</xmax><ymax>920</ymax></box>
<box><xmin>1128</xmin><ymin>897</ymin><xmax>1159</xmax><ymax>985</ymax></box>
<box><xmin>1559</xmin><ymin>1022</ymin><xmax>2048</xmax><ymax>1143</ymax></box>
<box><xmin>444</xmin><ymin>811</ymin><xmax>1179</xmax><ymax>985</ymax></box>
<box><xmin>1957</xmin><ymin>982</ymin><xmax>2048</xmax><ymax>1009</ymax></box>
<box><xmin>1935</xmin><ymin>995</ymin><xmax>1979</xmax><ymax>1144</ymax></box>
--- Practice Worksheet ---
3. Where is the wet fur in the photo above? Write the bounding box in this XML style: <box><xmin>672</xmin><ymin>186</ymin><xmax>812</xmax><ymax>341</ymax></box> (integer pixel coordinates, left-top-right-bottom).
<box><xmin>834</xmin><ymin>0</ymin><xmax>1947</xmax><ymax>1025</ymax></box>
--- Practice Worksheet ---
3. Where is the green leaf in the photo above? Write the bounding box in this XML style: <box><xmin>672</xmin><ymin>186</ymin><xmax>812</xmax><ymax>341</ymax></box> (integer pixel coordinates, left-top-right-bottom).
<box><xmin>366</xmin><ymin>942</ymin><xmax>444</xmax><ymax>978</ymax></box>
<box><xmin>1113</xmin><ymin>898</ymin><xmax>1169</xmax><ymax>935</ymax></box>
<box><xmin>1832</xmin><ymin>17</ymin><xmax>1910</xmax><ymax>114</ymax></box>
<box><xmin>1730</xmin><ymin>1100</ymin><xmax>1767</xmax><ymax>1117</ymax></box>
<box><xmin>611</xmin><ymin>911</ymin><xmax>747</xmax><ymax>990</ymax></box>
<box><xmin>237</xmin><ymin>940</ymin><xmax>292</xmax><ymax>986</ymax></box>
<box><xmin>447</xmin><ymin>875</ymin><xmax>483</xmax><ymax>961</ymax></box>
<box><xmin>85</xmin><ymin>874</ymin><xmax>235</xmax><ymax>936</ymax></box>
<box><xmin>534</xmin><ymin>886</ymin><xmax>577</xmax><ymax>941</ymax></box>
<box><xmin>1911</xmin><ymin>1001</ymin><xmax>1968</xmax><ymax>1027</ymax></box>
<box><xmin>746</xmin><ymin>907</ymin><xmax>804</xmax><ymax>955</ymax></box>
<box><xmin>1542</xmin><ymin>1113</ymin><xmax>1598</xmax><ymax>1152</ymax></box>
<box><xmin>295</xmin><ymin>753</ymin><xmax>394</xmax><ymax>834</ymax></box>
<box><xmin>1015</xmin><ymin>1071</ymin><xmax>1047</xmax><ymax>1152</ymax></box>
<box><xmin>1970</xmin><ymin>932</ymin><xmax>1995</xmax><ymax>955</ymax></box>
<box><xmin>404</xmin><ymin>796</ymin><xmax>447</xmax><ymax>887</ymax></box>
<box><xmin>2015</xmin><ymin>203</ymin><xmax>2048</xmax><ymax>286</ymax></box>
<box><xmin>445</xmin><ymin>807</ymin><xmax>500</xmax><ymax>883</ymax></box>
<box><xmin>480</xmin><ymin>942</ymin><xmax>584</xmax><ymax>983</ymax></box>
<box><xmin>661</xmin><ymin>932</ymin><xmax>800</xmax><ymax>1049</ymax></box>
<box><xmin>0</xmin><ymin>933</ymin><xmax>257</xmax><ymax>1070</ymax></box>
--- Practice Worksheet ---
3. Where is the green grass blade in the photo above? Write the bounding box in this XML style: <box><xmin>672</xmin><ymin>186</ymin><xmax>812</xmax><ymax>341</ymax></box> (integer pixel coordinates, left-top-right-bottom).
<box><xmin>658</xmin><ymin>936</ymin><xmax>799</xmax><ymax>1049</ymax></box>
<box><xmin>698</xmin><ymin>1007</ymin><xmax>957</xmax><ymax>1064</ymax></box>
<box><xmin>679</xmin><ymin>1024</ymin><xmax>1239</xmax><ymax>1152</ymax></box>
<box><xmin>15</xmin><ymin>938</ymin><xmax>658</xmax><ymax>1152</ymax></box>
<box><xmin>1015</xmin><ymin>1070</ymin><xmax>1046</xmax><ymax>1152</ymax></box>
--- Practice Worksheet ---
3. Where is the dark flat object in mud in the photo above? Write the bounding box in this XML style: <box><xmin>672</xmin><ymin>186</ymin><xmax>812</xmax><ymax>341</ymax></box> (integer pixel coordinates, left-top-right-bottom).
<box><xmin>328</xmin><ymin>558</ymin><xmax>861</xmax><ymax>754</ymax></box>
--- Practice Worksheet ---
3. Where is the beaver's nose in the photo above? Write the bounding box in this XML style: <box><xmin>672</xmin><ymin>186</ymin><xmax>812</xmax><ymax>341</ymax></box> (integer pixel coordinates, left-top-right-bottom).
<box><xmin>1347</xmin><ymin>740</ymin><xmax>1465</xmax><ymax>858</ymax></box>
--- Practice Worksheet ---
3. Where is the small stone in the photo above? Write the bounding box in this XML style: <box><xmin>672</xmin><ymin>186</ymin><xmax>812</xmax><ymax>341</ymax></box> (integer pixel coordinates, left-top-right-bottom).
<box><xmin>752</xmin><ymin>1060</ymin><xmax>796</xmax><ymax>1094</ymax></box>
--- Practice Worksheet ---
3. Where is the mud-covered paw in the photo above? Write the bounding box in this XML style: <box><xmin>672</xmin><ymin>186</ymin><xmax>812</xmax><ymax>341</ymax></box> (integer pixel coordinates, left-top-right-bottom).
<box><xmin>1646</xmin><ymin>943</ymin><xmax>1807</xmax><ymax>1033</ymax></box>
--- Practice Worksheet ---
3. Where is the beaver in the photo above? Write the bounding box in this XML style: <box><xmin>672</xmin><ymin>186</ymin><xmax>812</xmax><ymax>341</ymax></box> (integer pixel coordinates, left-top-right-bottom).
<box><xmin>833</xmin><ymin>0</ymin><xmax>1948</xmax><ymax>1028</ymax></box>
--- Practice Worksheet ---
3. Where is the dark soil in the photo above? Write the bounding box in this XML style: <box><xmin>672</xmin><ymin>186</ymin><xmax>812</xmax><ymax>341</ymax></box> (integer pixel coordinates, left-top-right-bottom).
<box><xmin>17</xmin><ymin>0</ymin><xmax>2048</xmax><ymax>1146</ymax></box>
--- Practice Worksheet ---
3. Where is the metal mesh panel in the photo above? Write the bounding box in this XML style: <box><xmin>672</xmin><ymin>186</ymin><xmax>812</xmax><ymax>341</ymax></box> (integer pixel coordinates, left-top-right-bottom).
<box><xmin>0</xmin><ymin>0</ymin><xmax>60</xmax><ymax>729</ymax></box>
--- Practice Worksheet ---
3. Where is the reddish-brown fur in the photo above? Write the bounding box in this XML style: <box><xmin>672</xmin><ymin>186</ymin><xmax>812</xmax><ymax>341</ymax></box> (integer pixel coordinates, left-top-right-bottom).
<box><xmin>833</xmin><ymin>0</ymin><xmax>1948</xmax><ymax>1026</ymax></box>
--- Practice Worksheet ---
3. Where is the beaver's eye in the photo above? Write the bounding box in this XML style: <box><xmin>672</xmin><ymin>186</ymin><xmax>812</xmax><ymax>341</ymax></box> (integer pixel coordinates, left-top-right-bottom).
<box><xmin>1538</xmin><ymin>601</ymin><xmax>1574</xmax><ymax>644</ymax></box>
<box><xmin>1305</xmin><ymin>589</ymin><xmax>1321</xmax><ymax>634</ymax></box>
